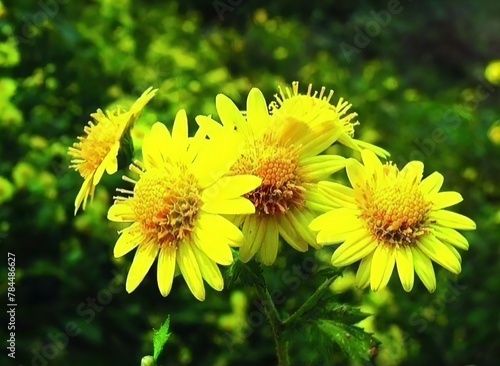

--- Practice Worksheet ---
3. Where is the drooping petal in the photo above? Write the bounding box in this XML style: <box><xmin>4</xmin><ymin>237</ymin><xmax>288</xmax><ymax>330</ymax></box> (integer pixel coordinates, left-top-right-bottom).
<box><xmin>197</xmin><ymin>213</ymin><xmax>245</xmax><ymax>247</ymax></box>
<box><xmin>370</xmin><ymin>246</ymin><xmax>396</xmax><ymax>291</ymax></box>
<box><xmin>395</xmin><ymin>246</ymin><xmax>414</xmax><ymax>292</ymax></box>
<box><xmin>114</xmin><ymin>223</ymin><xmax>146</xmax><ymax>257</ymax></box>
<box><xmin>278</xmin><ymin>214</ymin><xmax>308</xmax><ymax>252</ymax></box>
<box><xmin>417</xmin><ymin>235</ymin><xmax>461</xmax><ymax>274</ymax></box>
<box><xmin>193</xmin><ymin>226</ymin><xmax>234</xmax><ymax>266</ymax></box>
<box><xmin>125</xmin><ymin>239</ymin><xmax>159</xmax><ymax>293</ymax></box>
<box><xmin>157</xmin><ymin>245</ymin><xmax>177</xmax><ymax>297</ymax></box>
<box><xmin>177</xmin><ymin>241</ymin><xmax>205</xmax><ymax>301</ymax></box>
<box><xmin>239</xmin><ymin>216</ymin><xmax>267</xmax><ymax>262</ymax></box>
<box><xmin>257</xmin><ymin>219</ymin><xmax>280</xmax><ymax>266</ymax></box>
<box><xmin>431</xmin><ymin>226</ymin><xmax>469</xmax><ymax>250</ymax></box>
<box><xmin>411</xmin><ymin>247</ymin><xmax>436</xmax><ymax>293</ymax></box>
<box><xmin>192</xmin><ymin>248</ymin><xmax>224</xmax><ymax>291</ymax></box>
<box><xmin>74</xmin><ymin>175</ymin><xmax>93</xmax><ymax>214</ymax></box>
<box><xmin>356</xmin><ymin>252</ymin><xmax>373</xmax><ymax>289</ymax></box>
<box><xmin>331</xmin><ymin>231</ymin><xmax>376</xmax><ymax>267</ymax></box>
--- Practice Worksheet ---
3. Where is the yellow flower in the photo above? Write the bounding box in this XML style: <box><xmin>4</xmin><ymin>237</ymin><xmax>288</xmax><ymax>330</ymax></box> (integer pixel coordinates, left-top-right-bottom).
<box><xmin>310</xmin><ymin>150</ymin><xmax>476</xmax><ymax>292</ymax></box>
<box><xmin>270</xmin><ymin>81</ymin><xmax>390</xmax><ymax>158</ymax></box>
<box><xmin>108</xmin><ymin>111</ymin><xmax>261</xmax><ymax>301</ymax></box>
<box><xmin>197</xmin><ymin>85</ymin><xmax>364</xmax><ymax>265</ymax></box>
<box><xmin>69</xmin><ymin>87</ymin><xmax>157</xmax><ymax>214</ymax></box>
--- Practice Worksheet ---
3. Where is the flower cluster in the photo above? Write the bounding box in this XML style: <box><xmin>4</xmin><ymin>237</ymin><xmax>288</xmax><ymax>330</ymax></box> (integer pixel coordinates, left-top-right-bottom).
<box><xmin>69</xmin><ymin>82</ymin><xmax>475</xmax><ymax>300</ymax></box>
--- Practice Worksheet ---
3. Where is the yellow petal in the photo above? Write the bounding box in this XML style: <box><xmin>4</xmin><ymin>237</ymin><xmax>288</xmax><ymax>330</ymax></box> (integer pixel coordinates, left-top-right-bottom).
<box><xmin>360</xmin><ymin>149</ymin><xmax>383</xmax><ymax>182</ymax></box>
<box><xmin>287</xmin><ymin>208</ymin><xmax>317</xmax><ymax>248</ymax></box>
<box><xmin>356</xmin><ymin>252</ymin><xmax>373</xmax><ymax>289</ymax></box>
<box><xmin>239</xmin><ymin>216</ymin><xmax>266</xmax><ymax>262</ymax></box>
<box><xmin>298</xmin><ymin>155</ymin><xmax>346</xmax><ymax>182</ymax></box>
<box><xmin>197</xmin><ymin>213</ymin><xmax>245</xmax><ymax>247</ymax></box>
<box><xmin>201</xmin><ymin>197</ymin><xmax>255</xmax><ymax>215</ymax></box>
<box><xmin>257</xmin><ymin>219</ymin><xmax>279</xmax><ymax>266</ymax></box>
<box><xmin>193</xmin><ymin>226</ymin><xmax>234</xmax><ymax>266</ymax></box>
<box><xmin>331</xmin><ymin>233</ymin><xmax>377</xmax><ymax>267</ymax></box>
<box><xmin>192</xmin><ymin>248</ymin><xmax>224</xmax><ymax>291</ymax></box>
<box><xmin>74</xmin><ymin>175</ymin><xmax>93</xmax><ymax>214</ymax></box>
<box><xmin>400</xmin><ymin>161</ymin><xmax>424</xmax><ymax>185</ymax></box>
<box><xmin>297</xmin><ymin>124</ymin><xmax>342</xmax><ymax>159</ymax></box>
<box><xmin>114</xmin><ymin>223</ymin><xmax>146</xmax><ymax>257</ymax></box>
<box><xmin>202</xmin><ymin>175</ymin><xmax>262</xmax><ymax>201</ymax></box>
<box><xmin>432</xmin><ymin>191</ymin><xmax>463</xmax><ymax>210</ymax></box>
<box><xmin>104</xmin><ymin>142</ymin><xmax>120</xmax><ymax>175</ymax></box>
<box><xmin>150</xmin><ymin>122</ymin><xmax>173</xmax><ymax>163</ymax></box>
<box><xmin>346</xmin><ymin>158</ymin><xmax>367</xmax><ymax>190</ymax></box>
<box><xmin>420</xmin><ymin>172</ymin><xmax>443</xmax><ymax>196</ymax></box>
<box><xmin>172</xmin><ymin>109</ymin><xmax>189</xmax><ymax>153</ymax></box>
<box><xmin>246</xmin><ymin>88</ymin><xmax>269</xmax><ymax>136</ymax></box>
<box><xmin>417</xmin><ymin>235</ymin><xmax>461</xmax><ymax>274</ymax></box>
<box><xmin>395</xmin><ymin>247</ymin><xmax>414</xmax><ymax>292</ymax></box>
<box><xmin>157</xmin><ymin>245</ymin><xmax>177</xmax><ymax>297</ymax></box>
<box><xmin>177</xmin><ymin>242</ymin><xmax>205</xmax><ymax>301</ymax></box>
<box><xmin>278</xmin><ymin>215</ymin><xmax>308</xmax><ymax>252</ymax></box>
<box><xmin>216</xmin><ymin>93</ymin><xmax>250</xmax><ymax>137</ymax></box>
<box><xmin>370</xmin><ymin>246</ymin><xmax>395</xmax><ymax>291</ymax></box>
<box><xmin>108</xmin><ymin>202</ymin><xmax>135</xmax><ymax>222</ymax></box>
<box><xmin>430</xmin><ymin>210</ymin><xmax>476</xmax><ymax>230</ymax></box>
<box><xmin>195</xmin><ymin>115</ymin><xmax>224</xmax><ymax>138</ymax></box>
<box><xmin>354</xmin><ymin>139</ymin><xmax>390</xmax><ymax>158</ymax></box>
<box><xmin>411</xmin><ymin>247</ymin><xmax>436</xmax><ymax>293</ymax></box>
<box><xmin>125</xmin><ymin>240</ymin><xmax>159</xmax><ymax>293</ymax></box>
<box><xmin>431</xmin><ymin>226</ymin><xmax>469</xmax><ymax>250</ymax></box>
<box><xmin>309</xmin><ymin>208</ymin><xmax>359</xmax><ymax>232</ymax></box>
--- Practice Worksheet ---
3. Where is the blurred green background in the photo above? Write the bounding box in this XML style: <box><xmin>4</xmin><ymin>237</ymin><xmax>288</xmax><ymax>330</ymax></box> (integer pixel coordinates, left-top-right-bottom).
<box><xmin>1</xmin><ymin>0</ymin><xmax>499</xmax><ymax>365</ymax></box>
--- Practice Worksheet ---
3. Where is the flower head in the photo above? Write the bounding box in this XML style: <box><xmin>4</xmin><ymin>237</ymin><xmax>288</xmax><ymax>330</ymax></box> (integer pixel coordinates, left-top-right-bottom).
<box><xmin>69</xmin><ymin>87</ymin><xmax>157</xmax><ymax>214</ymax></box>
<box><xmin>108</xmin><ymin>110</ymin><xmax>261</xmax><ymax>301</ymax></box>
<box><xmin>310</xmin><ymin>150</ymin><xmax>476</xmax><ymax>292</ymax></box>
<box><xmin>270</xmin><ymin>81</ymin><xmax>390</xmax><ymax>158</ymax></box>
<box><xmin>197</xmin><ymin>85</ymin><xmax>364</xmax><ymax>265</ymax></box>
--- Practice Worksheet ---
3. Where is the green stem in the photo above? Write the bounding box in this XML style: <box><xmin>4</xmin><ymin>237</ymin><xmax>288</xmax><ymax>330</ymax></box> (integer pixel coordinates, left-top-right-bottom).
<box><xmin>283</xmin><ymin>276</ymin><xmax>337</xmax><ymax>327</ymax></box>
<box><xmin>254</xmin><ymin>284</ymin><xmax>290</xmax><ymax>366</ymax></box>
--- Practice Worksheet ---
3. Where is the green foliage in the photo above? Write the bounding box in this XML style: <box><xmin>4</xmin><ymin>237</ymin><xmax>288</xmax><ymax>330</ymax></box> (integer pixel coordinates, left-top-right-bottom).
<box><xmin>153</xmin><ymin>316</ymin><xmax>171</xmax><ymax>363</ymax></box>
<box><xmin>1</xmin><ymin>0</ymin><xmax>499</xmax><ymax>365</ymax></box>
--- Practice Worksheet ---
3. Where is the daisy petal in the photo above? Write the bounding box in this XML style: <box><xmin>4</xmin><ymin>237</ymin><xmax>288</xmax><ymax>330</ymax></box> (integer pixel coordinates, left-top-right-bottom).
<box><xmin>432</xmin><ymin>226</ymin><xmax>469</xmax><ymax>250</ymax></box>
<box><xmin>201</xmin><ymin>197</ymin><xmax>256</xmax><ymax>215</ymax></box>
<box><xmin>247</xmin><ymin>88</ymin><xmax>270</xmax><ymax>135</ymax></box>
<box><xmin>432</xmin><ymin>191</ymin><xmax>463</xmax><ymax>210</ymax></box>
<box><xmin>114</xmin><ymin>223</ymin><xmax>146</xmax><ymax>257</ymax></box>
<box><xmin>157</xmin><ymin>245</ymin><xmax>177</xmax><ymax>297</ymax></box>
<box><xmin>108</xmin><ymin>202</ymin><xmax>135</xmax><ymax>222</ymax></box>
<box><xmin>125</xmin><ymin>240</ymin><xmax>159</xmax><ymax>293</ymax></box>
<box><xmin>395</xmin><ymin>247</ymin><xmax>414</xmax><ymax>292</ymax></box>
<box><xmin>356</xmin><ymin>252</ymin><xmax>373</xmax><ymax>289</ymax></box>
<box><xmin>240</xmin><ymin>216</ymin><xmax>267</xmax><ymax>262</ymax></box>
<box><xmin>194</xmin><ymin>227</ymin><xmax>233</xmax><ymax>266</ymax></box>
<box><xmin>346</xmin><ymin>158</ymin><xmax>367</xmax><ymax>190</ymax></box>
<box><xmin>192</xmin><ymin>248</ymin><xmax>224</xmax><ymax>291</ymax></box>
<box><xmin>420</xmin><ymin>172</ymin><xmax>444</xmax><ymax>196</ymax></box>
<box><xmin>177</xmin><ymin>242</ymin><xmax>205</xmax><ymax>301</ymax></box>
<box><xmin>331</xmin><ymin>232</ymin><xmax>377</xmax><ymax>267</ymax></box>
<box><xmin>430</xmin><ymin>210</ymin><xmax>476</xmax><ymax>230</ymax></box>
<box><xmin>370</xmin><ymin>246</ymin><xmax>395</xmax><ymax>291</ymax></box>
<box><xmin>417</xmin><ymin>235</ymin><xmax>461</xmax><ymax>274</ymax></box>
<box><xmin>257</xmin><ymin>219</ymin><xmax>280</xmax><ymax>266</ymax></box>
<box><xmin>411</xmin><ymin>247</ymin><xmax>436</xmax><ymax>293</ymax></box>
<box><xmin>202</xmin><ymin>175</ymin><xmax>262</xmax><ymax>201</ymax></box>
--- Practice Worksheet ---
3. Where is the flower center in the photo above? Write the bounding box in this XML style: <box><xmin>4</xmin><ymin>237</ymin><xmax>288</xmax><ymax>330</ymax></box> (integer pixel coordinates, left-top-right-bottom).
<box><xmin>132</xmin><ymin>165</ymin><xmax>200</xmax><ymax>247</ymax></box>
<box><xmin>360</xmin><ymin>177</ymin><xmax>432</xmax><ymax>246</ymax></box>
<box><xmin>232</xmin><ymin>133</ymin><xmax>304</xmax><ymax>216</ymax></box>
<box><xmin>70</xmin><ymin>120</ymin><xmax>117</xmax><ymax>178</ymax></box>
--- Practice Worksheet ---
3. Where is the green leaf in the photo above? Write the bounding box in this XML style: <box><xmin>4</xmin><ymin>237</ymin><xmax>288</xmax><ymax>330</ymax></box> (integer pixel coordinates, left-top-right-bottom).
<box><xmin>302</xmin><ymin>298</ymin><xmax>371</xmax><ymax>325</ymax></box>
<box><xmin>224</xmin><ymin>250</ymin><xmax>244</xmax><ymax>288</ymax></box>
<box><xmin>153</xmin><ymin>316</ymin><xmax>171</xmax><ymax>363</ymax></box>
<box><xmin>315</xmin><ymin>267</ymin><xmax>344</xmax><ymax>279</ymax></box>
<box><xmin>314</xmin><ymin>319</ymin><xmax>377</xmax><ymax>362</ymax></box>
<box><xmin>117</xmin><ymin>127</ymin><xmax>134</xmax><ymax>170</ymax></box>
<box><xmin>224</xmin><ymin>252</ymin><xmax>266</xmax><ymax>289</ymax></box>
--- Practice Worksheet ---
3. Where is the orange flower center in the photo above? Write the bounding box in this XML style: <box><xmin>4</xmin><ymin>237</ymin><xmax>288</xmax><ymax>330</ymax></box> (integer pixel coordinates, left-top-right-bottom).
<box><xmin>359</xmin><ymin>173</ymin><xmax>432</xmax><ymax>246</ymax></box>
<box><xmin>69</xmin><ymin>118</ymin><xmax>118</xmax><ymax>178</ymax></box>
<box><xmin>131</xmin><ymin>165</ymin><xmax>200</xmax><ymax>247</ymax></box>
<box><xmin>232</xmin><ymin>133</ymin><xmax>304</xmax><ymax>215</ymax></box>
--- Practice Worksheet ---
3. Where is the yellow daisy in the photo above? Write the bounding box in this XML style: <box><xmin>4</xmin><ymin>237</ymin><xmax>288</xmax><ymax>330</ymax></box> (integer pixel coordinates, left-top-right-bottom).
<box><xmin>270</xmin><ymin>81</ymin><xmax>390</xmax><ymax>158</ymax></box>
<box><xmin>108</xmin><ymin>110</ymin><xmax>262</xmax><ymax>301</ymax></box>
<box><xmin>197</xmin><ymin>85</ymin><xmax>369</xmax><ymax>265</ymax></box>
<box><xmin>69</xmin><ymin>87</ymin><xmax>157</xmax><ymax>214</ymax></box>
<box><xmin>309</xmin><ymin>150</ymin><xmax>476</xmax><ymax>292</ymax></box>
